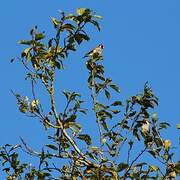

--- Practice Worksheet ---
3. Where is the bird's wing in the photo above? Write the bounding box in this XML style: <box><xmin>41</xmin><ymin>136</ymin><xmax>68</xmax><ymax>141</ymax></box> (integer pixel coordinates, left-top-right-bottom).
<box><xmin>83</xmin><ymin>49</ymin><xmax>93</xmax><ymax>58</ymax></box>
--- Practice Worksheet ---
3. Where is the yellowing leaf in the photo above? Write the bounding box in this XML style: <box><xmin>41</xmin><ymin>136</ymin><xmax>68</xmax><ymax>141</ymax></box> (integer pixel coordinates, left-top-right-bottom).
<box><xmin>149</xmin><ymin>165</ymin><xmax>159</xmax><ymax>172</ymax></box>
<box><xmin>76</xmin><ymin>8</ymin><xmax>88</xmax><ymax>16</ymax></box>
<box><xmin>164</xmin><ymin>139</ymin><xmax>171</xmax><ymax>150</ymax></box>
<box><xmin>169</xmin><ymin>171</ymin><xmax>176</xmax><ymax>178</ymax></box>
<box><xmin>21</xmin><ymin>47</ymin><xmax>31</xmax><ymax>59</ymax></box>
<box><xmin>93</xmin><ymin>15</ymin><xmax>103</xmax><ymax>19</ymax></box>
<box><xmin>51</xmin><ymin>17</ymin><xmax>59</xmax><ymax>27</ymax></box>
<box><xmin>31</xmin><ymin>99</ymin><xmax>39</xmax><ymax>109</ymax></box>
<box><xmin>101</xmin><ymin>138</ymin><xmax>107</xmax><ymax>144</ymax></box>
<box><xmin>177</xmin><ymin>124</ymin><xmax>180</xmax><ymax>129</ymax></box>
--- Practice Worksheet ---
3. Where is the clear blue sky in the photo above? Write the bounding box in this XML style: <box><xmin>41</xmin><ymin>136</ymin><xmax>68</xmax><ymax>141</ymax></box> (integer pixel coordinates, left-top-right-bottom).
<box><xmin>0</xmin><ymin>0</ymin><xmax>180</xmax><ymax>174</ymax></box>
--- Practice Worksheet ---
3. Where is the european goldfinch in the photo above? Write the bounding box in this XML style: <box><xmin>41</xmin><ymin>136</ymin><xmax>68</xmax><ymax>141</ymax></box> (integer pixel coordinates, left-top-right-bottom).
<box><xmin>84</xmin><ymin>44</ymin><xmax>104</xmax><ymax>58</ymax></box>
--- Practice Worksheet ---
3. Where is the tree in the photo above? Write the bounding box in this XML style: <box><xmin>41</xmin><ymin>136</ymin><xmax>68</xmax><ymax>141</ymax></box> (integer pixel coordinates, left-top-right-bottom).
<box><xmin>0</xmin><ymin>8</ymin><xmax>180</xmax><ymax>179</ymax></box>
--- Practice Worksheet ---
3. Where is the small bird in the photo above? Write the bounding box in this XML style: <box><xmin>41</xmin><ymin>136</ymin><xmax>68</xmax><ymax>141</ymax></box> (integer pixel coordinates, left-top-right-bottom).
<box><xmin>84</xmin><ymin>44</ymin><xmax>104</xmax><ymax>58</ymax></box>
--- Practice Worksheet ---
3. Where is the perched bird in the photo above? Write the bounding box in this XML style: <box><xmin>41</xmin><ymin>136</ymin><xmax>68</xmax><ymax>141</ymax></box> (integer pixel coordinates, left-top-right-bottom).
<box><xmin>141</xmin><ymin>119</ymin><xmax>149</xmax><ymax>133</ymax></box>
<box><xmin>84</xmin><ymin>44</ymin><xmax>104</xmax><ymax>58</ymax></box>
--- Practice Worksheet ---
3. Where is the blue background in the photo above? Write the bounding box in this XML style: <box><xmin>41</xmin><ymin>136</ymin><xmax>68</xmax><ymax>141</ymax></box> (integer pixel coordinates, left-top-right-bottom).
<box><xmin>0</xmin><ymin>0</ymin><xmax>180</xmax><ymax>176</ymax></box>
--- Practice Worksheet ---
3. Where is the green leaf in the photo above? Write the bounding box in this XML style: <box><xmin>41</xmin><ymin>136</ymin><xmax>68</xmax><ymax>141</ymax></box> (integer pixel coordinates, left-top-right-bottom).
<box><xmin>77</xmin><ymin>134</ymin><xmax>92</xmax><ymax>145</ymax></box>
<box><xmin>51</xmin><ymin>17</ymin><xmax>59</xmax><ymax>27</ymax></box>
<box><xmin>67</xmin><ymin>43</ymin><xmax>76</xmax><ymax>51</ymax></box>
<box><xmin>35</xmin><ymin>33</ymin><xmax>45</xmax><ymax>41</ymax></box>
<box><xmin>93</xmin><ymin>15</ymin><xmax>103</xmax><ymax>19</ymax></box>
<box><xmin>109</xmin><ymin>84</ymin><xmax>120</xmax><ymax>93</ymax></box>
<box><xmin>174</xmin><ymin>163</ymin><xmax>180</xmax><ymax>174</ymax></box>
<box><xmin>21</xmin><ymin>47</ymin><xmax>31</xmax><ymax>58</ymax></box>
<box><xmin>63</xmin><ymin>90</ymin><xmax>71</xmax><ymax>100</ymax></box>
<box><xmin>94</xmin><ymin>104</ymin><xmax>99</xmax><ymax>111</ymax></box>
<box><xmin>69</xmin><ymin>122</ymin><xmax>82</xmax><ymax>133</ymax></box>
<box><xmin>177</xmin><ymin>124</ymin><xmax>180</xmax><ymax>129</ymax></box>
<box><xmin>97</xmin><ymin>103</ymin><xmax>108</xmax><ymax>110</ymax></box>
<box><xmin>90</xmin><ymin>146</ymin><xmax>99</xmax><ymax>152</ymax></box>
<box><xmin>104</xmin><ymin>90</ymin><xmax>111</xmax><ymax>100</ymax></box>
<box><xmin>90</xmin><ymin>20</ymin><xmax>101</xmax><ymax>31</ymax></box>
<box><xmin>159</xmin><ymin>122</ymin><xmax>170</xmax><ymax>130</ymax></box>
<box><xmin>75</xmin><ymin>33</ymin><xmax>90</xmax><ymax>44</ymax></box>
<box><xmin>64</xmin><ymin>14</ymin><xmax>76</xmax><ymax>21</ymax></box>
<box><xmin>117</xmin><ymin>162</ymin><xmax>129</xmax><ymax>172</ymax></box>
<box><xmin>62</xmin><ymin>23</ymin><xmax>75</xmax><ymax>32</ymax></box>
<box><xmin>96</xmin><ymin>75</ymin><xmax>105</xmax><ymax>81</ymax></box>
<box><xmin>101</xmin><ymin>121</ymin><xmax>108</xmax><ymax>131</ymax></box>
<box><xmin>133</xmin><ymin>128</ymin><xmax>140</xmax><ymax>141</ymax></box>
<box><xmin>65</xmin><ymin>115</ymin><xmax>77</xmax><ymax>124</ymax></box>
<box><xmin>9</xmin><ymin>144</ymin><xmax>21</xmax><ymax>152</ymax></box>
<box><xmin>87</xmin><ymin>152</ymin><xmax>98</xmax><ymax>161</ymax></box>
<box><xmin>111</xmin><ymin>110</ymin><xmax>120</xmax><ymax>114</ymax></box>
<box><xmin>46</xmin><ymin>144</ymin><xmax>58</xmax><ymax>151</ymax></box>
<box><xmin>18</xmin><ymin>40</ymin><xmax>32</xmax><ymax>45</ymax></box>
<box><xmin>76</xmin><ymin>8</ymin><xmax>89</xmax><ymax>16</ymax></box>
<box><xmin>104</xmin><ymin>111</ymin><xmax>113</xmax><ymax>119</ymax></box>
<box><xmin>122</xmin><ymin>124</ymin><xmax>130</xmax><ymax>130</ymax></box>
<box><xmin>152</xmin><ymin>112</ymin><xmax>157</xmax><ymax>123</ymax></box>
<box><xmin>111</xmin><ymin>101</ymin><xmax>122</xmax><ymax>106</ymax></box>
<box><xmin>79</xmin><ymin>109</ymin><xmax>87</xmax><ymax>115</ymax></box>
<box><xmin>129</xmin><ymin>111</ymin><xmax>136</xmax><ymax>117</ymax></box>
<box><xmin>55</xmin><ymin>61</ymin><xmax>61</xmax><ymax>69</ymax></box>
<box><xmin>149</xmin><ymin>165</ymin><xmax>159</xmax><ymax>172</ymax></box>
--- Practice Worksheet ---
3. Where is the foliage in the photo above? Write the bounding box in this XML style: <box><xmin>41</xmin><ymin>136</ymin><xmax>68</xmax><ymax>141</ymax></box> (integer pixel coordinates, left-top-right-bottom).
<box><xmin>1</xmin><ymin>8</ymin><xmax>180</xmax><ymax>180</ymax></box>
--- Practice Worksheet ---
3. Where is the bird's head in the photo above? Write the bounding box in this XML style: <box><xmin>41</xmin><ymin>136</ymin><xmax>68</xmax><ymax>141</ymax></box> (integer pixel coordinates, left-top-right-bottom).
<box><xmin>98</xmin><ymin>44</ymin><xmax>104</xmax><ymax>49</ymax></box>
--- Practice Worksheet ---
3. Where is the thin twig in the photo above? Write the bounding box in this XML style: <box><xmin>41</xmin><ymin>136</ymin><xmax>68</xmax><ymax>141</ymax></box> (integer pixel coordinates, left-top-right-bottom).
<box><xmin>123</xmin><ymin>147</ymin><xmax>147</xmax><ymax>179</ymax></box>
<box><xmin>20</xmin><ymin>137</ymin><xmax>40</xmax><ymax>156</ymax></box>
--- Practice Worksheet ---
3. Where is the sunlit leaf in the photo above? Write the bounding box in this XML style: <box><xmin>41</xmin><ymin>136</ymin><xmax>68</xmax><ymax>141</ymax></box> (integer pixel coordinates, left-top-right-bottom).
<box><xmin>51</xmin><ymin>17</ymin><xmax>59</xmax><ymax>27</ymax></box>
<box><xmin>21</xmin><ymin>47</ymin><xmax>31</xmax><ymax>58</ymax></box>
<box><xmin>149</xmin><ymin>165</ymin><xmax>159</xmax><ymax>172</ymax></box>
<box><xmin>93</xmin><ymin>15</ymin><xmax>103</xmax><ymax>19</ymax></box>
<box><xmin>177</xmin><ymin>124</ymin><xmax>180</xmax><ymax>129</ymax></box>
<box><xmin>76</xmin><ymin>8</ymin><xmax>90</xmax><ymax>16</ymax></box>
